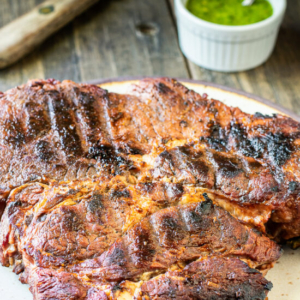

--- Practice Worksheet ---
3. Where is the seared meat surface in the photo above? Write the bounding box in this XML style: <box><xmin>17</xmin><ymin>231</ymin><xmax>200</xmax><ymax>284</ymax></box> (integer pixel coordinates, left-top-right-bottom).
<box><xmin>0</xmin><ymin>77</ymin><xmax>298</xmax><ymax>299</ymax></box>
<box><xmin>139</xmin><ymin>257</ymin><xmax>273</xmax><ymax>300</ymax></box>
<box><xmin>1</xmin><ymin>180</ymin><xmax>280</xmax><ymax>299</ymax></box>
<box><xmin>0</xmin><ymin>78</ymin><xmax>300</xmax><ymax>240</ymax></box>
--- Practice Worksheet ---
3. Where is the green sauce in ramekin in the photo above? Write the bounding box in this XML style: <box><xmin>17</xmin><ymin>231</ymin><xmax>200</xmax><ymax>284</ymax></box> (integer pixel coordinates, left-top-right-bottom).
<box><xmin>186</xmin><ymin>0</ymin><xmax>273</xmax><ymax>26</ymax></box>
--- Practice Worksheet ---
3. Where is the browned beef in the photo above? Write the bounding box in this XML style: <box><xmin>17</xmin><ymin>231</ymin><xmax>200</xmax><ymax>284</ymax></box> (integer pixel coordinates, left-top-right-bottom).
<box><xmin>139</xmin><ymin>257</ymin><xmax>272</xmax><ymax>300</ymax></box>
<box><xmin>0</xmin><ymin>78</ymin><xmax>300</xmax><ymax>239</ymax></box>
<box><xmin>23</xmin><ymin>257</ymin><xmax>272</xmax><ymax>300</ymax></box>
<box><xmin>1</xmin><ymin>181</ymin><xmax>280</xmax><ymax>299</ymax></box>
<box><xmin>0</xmin><ymin>77</ymin><xmax>298</xmax><ymax>300</ymax></box>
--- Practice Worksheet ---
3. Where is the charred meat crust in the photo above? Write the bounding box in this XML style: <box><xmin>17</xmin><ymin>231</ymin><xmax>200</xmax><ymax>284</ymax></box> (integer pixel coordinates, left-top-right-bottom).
<box><xmin>140</xmin><ymin>257</ymin><xmax>272</xmax><ymax>300</ymax></box>
<box><xmin>3</xmin><ymin>189</ymin><xmax>280</xmax><ymax>300</ymax></box>
<box><xmin>0</xmin><ymin>78</ymin><xmax>300</xmax><ymax>239</ymax></box>
<box><xmin>0</xmin><ymin>77</ymin><xmax>297</xmax><ymax>300</ymax></box>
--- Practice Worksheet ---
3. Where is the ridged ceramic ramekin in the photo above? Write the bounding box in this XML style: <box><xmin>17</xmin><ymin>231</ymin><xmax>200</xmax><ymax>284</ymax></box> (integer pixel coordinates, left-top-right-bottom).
<box><xmin>175</xmin><ymin>0</ymin><xmax>287</xmax><ymax>72</ymax></box>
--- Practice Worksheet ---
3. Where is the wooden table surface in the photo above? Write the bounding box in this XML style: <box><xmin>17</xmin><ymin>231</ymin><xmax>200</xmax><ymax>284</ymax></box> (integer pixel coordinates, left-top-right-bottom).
<box><xmin>0</xmin><ymin>0</ymin><xmax>299</xmax><ymax>114</ymax></box>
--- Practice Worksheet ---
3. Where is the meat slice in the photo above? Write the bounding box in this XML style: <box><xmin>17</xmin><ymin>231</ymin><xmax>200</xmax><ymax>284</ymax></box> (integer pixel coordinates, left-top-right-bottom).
<box><xmin>130</xmin><ymin>78</ymin><xmax>300</xmax><ymax>240</ymax></box>
<box><xmin>0</xmin><ymin>178</ymin><xmax>186</xmax><ymax>270</ymax></box>
<box><xmin>139</xmin><ymin>257</ymin><xmax>272</xmax><ymax>300</ymax></box>
<box><xmin>0</xmin><ymin>79</ymin><xmax>139</xmax><ymax>201</ymax></box>
<box><xmin>75</xmin><ymin>199</ymin><xmax>280</xmax><ymax>283</ymax></box>
<box><xmin>5</xmin><ymin>189</ymin><xmax>279</xmax><ymax>300</ymax></box>
<box><xmin>0</xmin><ymin>78</ymin><xmax>300</xmax><ymax>240</ymax></box>
<box><xmin>0</xmin><ymin>77</ymin><xmax>298</xmax><ymax>299</ymax></box>
<box><xmin>23</xmin><ymin>257</ymin><xmax>272</xmax><ymax>300</ymax></box>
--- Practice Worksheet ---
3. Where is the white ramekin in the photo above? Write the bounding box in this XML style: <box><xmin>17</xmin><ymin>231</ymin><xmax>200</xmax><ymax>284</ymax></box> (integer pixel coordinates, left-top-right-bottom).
<box><xmin>175</xmin><ymin>0</ymin><xmax>287</xmax><ymax>72</ymax></box>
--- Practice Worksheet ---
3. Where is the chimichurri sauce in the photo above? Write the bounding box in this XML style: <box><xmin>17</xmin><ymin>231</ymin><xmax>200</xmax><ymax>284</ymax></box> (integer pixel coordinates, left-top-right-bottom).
<box><xmin>186</xmin><ymin>0</ymin><xmax>273</xmax><ymax>26</ymax></box>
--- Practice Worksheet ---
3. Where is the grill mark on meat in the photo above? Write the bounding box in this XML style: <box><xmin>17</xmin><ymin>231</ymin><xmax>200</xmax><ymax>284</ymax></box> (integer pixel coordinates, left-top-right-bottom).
<box><xmin>23</xmin><ymin>101</ymin><xmax>51</xmax><ymax>141</ymax></box>
<box><xmin>151</xmin><ymin>209</ymin><xmax>185</xmax><ymax>248</ymax></box>
<box><xmin>153</xmin><ymin>146</ymin><xmax>215</xmax><ymax>186</ymax></box>
<box><xmin>206</xmin><ymin>151</ymin><xmax>249</xmax><ymax>198</ymax></box>
<box><xmin>125</xmin><ymin>220</ymin><xmax>157</xmax><ymax>270</ymax></box>
<box><xmin>139</xmin><ymin>257</ymin><xmax>272</xmax><ymax>300</ymax></box>
<box><xmin>102</xmin><ymin>93</ymin><xmax>153</xmax><ymax>155</ymax></box>
<box><xmin>73</xmin><ymin>88</ymin><xmax>112</xmax><ymax>155</ymax></box>
<box><xmin>1</xmin><ymin>117</ymin><xmax>26</xmax><ymax>149</ymax></box>
<box><xmin>174</xmin><ymin>146</ymin><xmax>215</xmax><ymax>187</ymax></box>
<box><xmin>47</xmin><ymin>90</ymin><xmax>83</xmax><ymax>160</ymax></box>
<box><xmin>0</xmin><ymin>78</ymin><xmax>299</xmax><ymax>300</ymax></box>
<box><xmin>34</xmin><ymin>140</ymin><xmax>56</xmax><ymax>162</ymax></box>
<box><xmin>80</xmin><ymin>198</ymin><xmax>280</xmax><ymax>283</ymax></box>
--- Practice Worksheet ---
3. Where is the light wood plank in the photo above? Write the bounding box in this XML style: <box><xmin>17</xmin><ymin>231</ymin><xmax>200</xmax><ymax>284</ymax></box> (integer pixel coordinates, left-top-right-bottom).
<box><xmin>0</xmin><ymin>0</ymin><xmax>98</xmax><ymax>69</ymax></box>
<box><xmin>0</xmin><ymin>0</ymin><xmax>45</xmax><ymax>91</ymax></box>
<box><xmin>0</xmin><ymin>0</ymin><xmax>189</xmax><ymax>91</ymax></box>
<box><xmin>73</xmin><ymin>0</ymin><xmax>189</xmax><ymax>82</ymax></box>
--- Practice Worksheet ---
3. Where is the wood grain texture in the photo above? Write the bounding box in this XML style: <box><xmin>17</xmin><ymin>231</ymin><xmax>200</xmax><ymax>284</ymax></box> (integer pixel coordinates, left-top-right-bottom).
<box><xmin>0</xmin><ymin>0</ymin><xmax>98</xmax><ymax>69</ymax></box>
<box><xmin>0</xmin><ymin>0</ymin><xmax>188</xmax><ymax>91</ymax></box>
<box><xmin>0</xmin><ymin>0</ymin><xmax>299</xmax><ymax>115</ymax></box>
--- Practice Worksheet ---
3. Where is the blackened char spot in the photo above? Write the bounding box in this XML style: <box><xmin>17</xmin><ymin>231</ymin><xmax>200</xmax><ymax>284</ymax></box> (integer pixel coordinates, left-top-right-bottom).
<box><xmin>4</xmin><ymin>119</ymin><xmax>25</xmax><ymax>148</ymax></box>
<box><xmin>254</xmin><ymin>112</ymin><xmax>275</xmax><ymax>119</ymax></box>
<box><xmin>197</xmin><ymin>194</ymin><xmax>213</xmax><ymax>215</ymax></box>
<box><xmin>161</xmin><ymin>216</ymin><xmax>179</xmax><ymax>230</ymax></box>
<box><xmin>35</xmin><ymin>140</ymin><xmax>55</xmax><ymax>162</ymax></box>
<box><xmin>230</xmin><ymin>123</ymin><xmax>264</xmax><ymax>159</ymax></box>
<box><xmin>125</xmin><ymin>146</ymin><xmax>144</xmax><ymax>155</ymax></box>
<box><xmin>265</xmin><ymin>133</ymin><xmax>293</xmax><ymax>166</ymax></box>
<box><xmin>48</xmin><ymin>91</ymin><xmax>83</xmax><ymax>159</ymax></box>
<box><xmin>213</xmin><ymin>153</ymin><xmax>243</xmax><ymax>178</ymax></box>
<box><xmin>265</xmin><ymin>282</ymin><xmax>273</xmax><ymax>291</ymax></box>
<box><xmin>24</xmin><ymin>102</ymin><xmax>50</xmax><ymax>139</ymax></box>
<box><xmin>204</xmin><ymin>123</ymin><xmax>227</xmax><ymax>151</ymax></box>
<box><xmin>88</xmin><ymin>145</ymin><xmax>114</xmax><ymax>160</ymax></box>
<box><xmin>89</xmin><ymin>145</ymin><xmax>131</xmax><ymax>174</ymax></box>
<box><xmin>159</xmin><ymin>150</ymin><xmax>173</xmax><ymax>161</ymax></box>
<box><xmin>110</xmin><ymin>188</ymin><xmax>131</xmax><ymax>199</ymax></box>
<box><xmin>289</xmin><ymin>181</ymin><xmax>298</xmax><ymax>192</ymax></box>
<box><xmin>180</xmin><ymin>120</ymin><xmax>188</xmax><ymax>128</ymax></box>
<box><xmin>87</xmin><ymin>194</ymin><xmax>104</xmax><ymax>214</ymax></box>
<box><xmin>112</xmin><ymin>284</ymin><xmax>122</xmax><ymax>292</ymax></box>
<box><xmin>157</xmin><ymin>82</ymin><xmax>172</xmax><ymax>94</ymax></box>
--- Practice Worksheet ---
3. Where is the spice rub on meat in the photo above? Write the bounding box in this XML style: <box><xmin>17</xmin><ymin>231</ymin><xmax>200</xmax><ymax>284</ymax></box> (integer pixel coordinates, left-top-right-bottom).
<box><xmin>0</xmin><ymin>78</ymin><xmax>300</xmax><ymax>240</ymax></box>
<box><xmin>0</xmin><ymin>180</ymin><xmax>280</xmax><ymax>299</ymax></box>
<box><xmin>0</xmin><ymin>77</ymin><xmax>298</xmax><ymax>299</ymax></box>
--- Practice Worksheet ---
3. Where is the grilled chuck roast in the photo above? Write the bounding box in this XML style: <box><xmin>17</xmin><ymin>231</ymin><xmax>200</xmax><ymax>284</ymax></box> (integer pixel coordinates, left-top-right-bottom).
<box><xmin>0</xmin><ymin>77</ymin><xmax>298</xmax><ymax>299</ymax></box>
<box><xmin>0</xmin><ymin>78</ymin><xmax>300</xmax><ymax>240</ymax></box>
<box><xmin>0</xmin><ymin>179</ymin><xmax>280</xmax><ymax>299</ymax></box>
